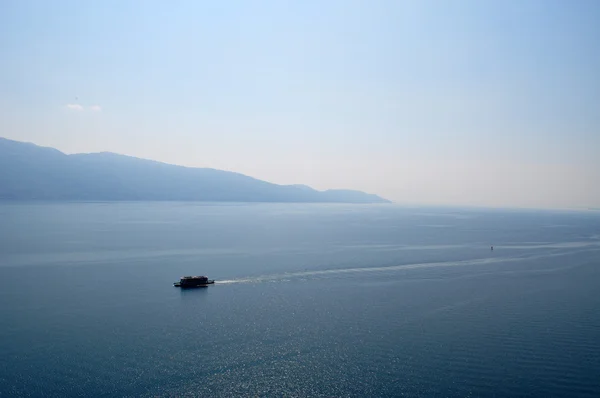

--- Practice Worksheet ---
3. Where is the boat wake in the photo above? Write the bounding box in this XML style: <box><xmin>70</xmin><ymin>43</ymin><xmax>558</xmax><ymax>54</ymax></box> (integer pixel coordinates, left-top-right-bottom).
<box><xmin>214</xmin><ymin>248</ymin><xmax>599</xmax><ymax>285</ymax></box>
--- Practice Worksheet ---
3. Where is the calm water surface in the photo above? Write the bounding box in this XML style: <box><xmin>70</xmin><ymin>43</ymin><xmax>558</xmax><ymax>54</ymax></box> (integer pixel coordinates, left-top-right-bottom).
<box><xmin>1</xmin><ymin>203</ymin><xmax>599</xmax><ymax>397</ymax></box>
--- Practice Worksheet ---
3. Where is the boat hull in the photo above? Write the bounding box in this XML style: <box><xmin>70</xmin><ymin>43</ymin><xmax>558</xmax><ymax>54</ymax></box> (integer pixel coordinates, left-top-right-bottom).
<box><xmin>174</xmin><ymin>280</ymin><xmax>215</xmax><ymax>288</ymax></box>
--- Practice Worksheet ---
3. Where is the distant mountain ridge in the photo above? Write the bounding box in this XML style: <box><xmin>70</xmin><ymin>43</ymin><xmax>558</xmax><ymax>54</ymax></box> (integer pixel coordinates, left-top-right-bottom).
<box><xmin>0</xmin><ymin>137</ymin><xmax>390</xmax><ymax>203</ymax></box>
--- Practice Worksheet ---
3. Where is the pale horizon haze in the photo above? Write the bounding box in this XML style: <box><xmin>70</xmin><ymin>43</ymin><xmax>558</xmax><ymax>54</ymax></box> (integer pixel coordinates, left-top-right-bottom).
<box><xmin>1</xmin><ymin>0</ymin><xmax>599</xmax><ymax>208</ymax></box>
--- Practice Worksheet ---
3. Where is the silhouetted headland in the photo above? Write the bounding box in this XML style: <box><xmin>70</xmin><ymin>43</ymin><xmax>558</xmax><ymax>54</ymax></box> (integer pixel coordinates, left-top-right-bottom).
<box><xmin>0</xmin><ymin>137</ymin><xmax>390</xmax><ymax>203</ymax></box>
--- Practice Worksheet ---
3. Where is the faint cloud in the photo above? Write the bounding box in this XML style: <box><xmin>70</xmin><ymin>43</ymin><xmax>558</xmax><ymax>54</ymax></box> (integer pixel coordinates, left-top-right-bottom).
<box><xmin>64</xmin><ymin>104</ymin><xmax>102</xmax><ymax>112</ymax></box>
<box><xmin>66</xmin><ymin>104</ymin><xmax>84</xmax><ymax>111</ymax></box>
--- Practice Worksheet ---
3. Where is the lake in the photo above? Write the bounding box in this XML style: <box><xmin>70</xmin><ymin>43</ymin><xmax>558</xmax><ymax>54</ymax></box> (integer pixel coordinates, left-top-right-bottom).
<box><xmin>1</xmin><ymin>202</ymin><xmax>599</xmax><ymax>397</ymax></box>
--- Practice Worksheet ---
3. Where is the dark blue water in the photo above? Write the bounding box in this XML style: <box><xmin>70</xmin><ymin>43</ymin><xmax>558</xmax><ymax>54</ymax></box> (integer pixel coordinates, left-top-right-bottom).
<box><xmin>1</xmin><ymin>203</ymin><xmax>599</xmax><ymax>397</ymax></box>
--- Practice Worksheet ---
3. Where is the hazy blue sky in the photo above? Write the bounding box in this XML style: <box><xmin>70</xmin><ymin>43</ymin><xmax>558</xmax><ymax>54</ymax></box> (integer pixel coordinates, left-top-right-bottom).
<box><xmin>1</xmin><ymin>0</ymin><xmax>599</xmax><ymax>208</ymax></box>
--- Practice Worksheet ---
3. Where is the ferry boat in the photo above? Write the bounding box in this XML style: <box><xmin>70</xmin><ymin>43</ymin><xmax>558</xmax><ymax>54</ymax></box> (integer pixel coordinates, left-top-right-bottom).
<box><xmin>174</xmin><ymin>276</ymin><xmax>215</xmax><ymax>288</ymax></box>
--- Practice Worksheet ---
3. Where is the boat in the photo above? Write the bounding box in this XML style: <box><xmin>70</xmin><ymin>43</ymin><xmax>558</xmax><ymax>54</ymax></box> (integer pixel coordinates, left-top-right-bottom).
<box><xmin>174</xmin><ymin>275</ymin><xmax>215</xmax><ymax>288</ymax></box>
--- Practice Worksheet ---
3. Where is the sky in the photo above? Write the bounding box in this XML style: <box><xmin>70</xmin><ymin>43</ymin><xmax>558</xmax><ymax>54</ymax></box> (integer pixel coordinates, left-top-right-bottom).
<box><xmin>1</xmin><ymin>0</ymin><xmax>599</xmax><ymax>208</ymax></box>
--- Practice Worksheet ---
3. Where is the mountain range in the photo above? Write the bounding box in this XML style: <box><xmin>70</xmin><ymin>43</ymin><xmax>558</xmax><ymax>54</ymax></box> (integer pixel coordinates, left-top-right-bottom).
<box><xmin>0</xmin><ymin>137</ymin><xmax>389</xmax><ymax>203</ymax></box>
